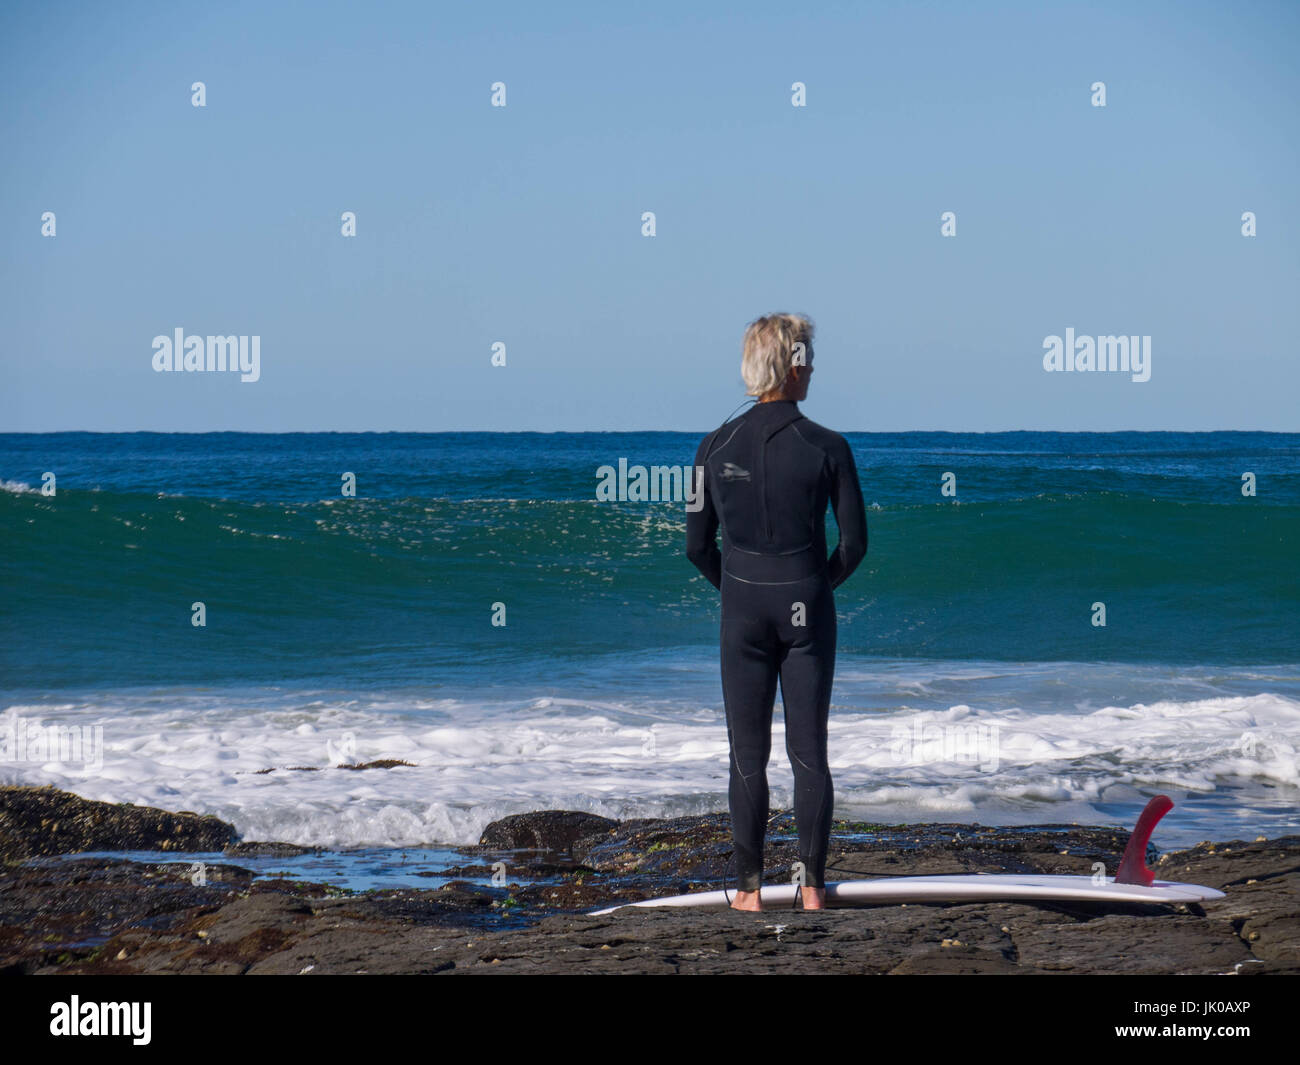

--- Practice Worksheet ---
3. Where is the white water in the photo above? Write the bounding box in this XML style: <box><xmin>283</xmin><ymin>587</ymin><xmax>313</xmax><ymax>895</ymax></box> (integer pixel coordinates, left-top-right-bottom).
<box><xmin>3</xmin><ymin>659</ymin><xmax>1298</xmax><ymax>850</ymax></box>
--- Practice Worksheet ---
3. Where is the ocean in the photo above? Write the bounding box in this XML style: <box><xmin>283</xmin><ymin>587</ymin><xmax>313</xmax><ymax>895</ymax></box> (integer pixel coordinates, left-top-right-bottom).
<box><xmin>2</xmin><ymin>430</ymin><xmax>1297</xmax><ymax>852</ymax></box>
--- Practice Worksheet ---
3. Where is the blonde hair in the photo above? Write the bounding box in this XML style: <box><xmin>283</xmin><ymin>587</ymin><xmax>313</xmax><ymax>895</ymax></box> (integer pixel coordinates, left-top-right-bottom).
<box><xmin>740</xmin><ymin>313</ymin><xmax>815</xmax><ymax>397</ymax></box>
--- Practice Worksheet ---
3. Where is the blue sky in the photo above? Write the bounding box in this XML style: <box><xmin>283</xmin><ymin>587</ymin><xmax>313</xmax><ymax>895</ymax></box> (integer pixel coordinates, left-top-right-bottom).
<box><xmin>2</xmin><ymin>0</ymin><xmax>1297</xmax><ymax>432</ymax></box>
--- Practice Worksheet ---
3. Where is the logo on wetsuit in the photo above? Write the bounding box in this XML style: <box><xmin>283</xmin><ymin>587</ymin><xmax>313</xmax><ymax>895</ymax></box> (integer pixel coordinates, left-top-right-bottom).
<box><xmin>719</xmin><ymin>462</ymin><xmax>751</xmax><ymax>482</ymax></box>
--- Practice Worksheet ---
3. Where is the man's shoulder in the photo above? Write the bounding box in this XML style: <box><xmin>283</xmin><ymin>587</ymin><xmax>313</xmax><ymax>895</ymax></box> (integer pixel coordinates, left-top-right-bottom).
<box><xmin>791</xmin><ymin>415</ymin><xmax>850</xmax><ymax>455</ymax></box>
<box><xmin>695</xmin><ymin>414</ymin><xmax>748</xmax><ymax>460</ymax></box>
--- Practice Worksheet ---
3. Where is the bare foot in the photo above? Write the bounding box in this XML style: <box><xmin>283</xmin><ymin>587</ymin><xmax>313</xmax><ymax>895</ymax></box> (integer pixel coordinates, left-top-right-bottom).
<box><xmin>799</xmin><ymin>886</ymin><xmax>827</xmax><ymax>910</ymax></box>
<box><xmin>730</xmin><ymin>889</ymin><xmax>762</xmax><ymax>911</ymax></box>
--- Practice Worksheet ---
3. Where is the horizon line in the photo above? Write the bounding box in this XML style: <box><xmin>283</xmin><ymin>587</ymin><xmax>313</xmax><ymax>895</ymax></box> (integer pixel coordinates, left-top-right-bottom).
<box><xmin>1</xmin><ymin>427</ymin><xmax>1297</xmax><ymax>436</ymax></box>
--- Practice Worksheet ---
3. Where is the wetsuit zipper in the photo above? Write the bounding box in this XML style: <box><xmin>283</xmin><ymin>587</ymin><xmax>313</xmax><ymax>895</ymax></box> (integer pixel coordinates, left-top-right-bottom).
<box><xmin>757</xmin><ymin>410</ymin><xmax>805</xmax><ymax>545</ymax></box>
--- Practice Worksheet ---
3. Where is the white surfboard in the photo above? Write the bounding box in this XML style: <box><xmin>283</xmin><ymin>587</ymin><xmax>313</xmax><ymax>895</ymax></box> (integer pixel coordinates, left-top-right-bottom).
<box><xmin>587</xmin><ymin>873</ymin><xmax>1225</xmax><ymax>914</ymax></box>
<box><xmin>587</xmin><ymin>796</ymin><xmax>1225</xmax><ymax>915</ymax></box>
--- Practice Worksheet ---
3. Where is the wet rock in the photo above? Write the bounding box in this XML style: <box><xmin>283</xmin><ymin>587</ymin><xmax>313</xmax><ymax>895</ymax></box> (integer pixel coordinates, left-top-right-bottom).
<box><xmin>574</xmin><ymin>813</ymin><xmax>740</xmax><ymax>881</ymax></box>
<box><xmin>253</xmin><ymin>759</ymin><xmax>416</xmax><ymax>774</ymax></box>
<box><xmin>0</xmin><ymin>785</ymin><xmax>236</xmax><ymax>861</ymax></box>
<box><xmin>1</xmin><ymin>797</ymin><xmax>1295</xmax><ymax>975</ymax></box>
<box><xmin>0</xmin><ymin>857</ymin><xmax>252</xmax><ymax>974</ymax></box>
<box><xmin>478</xmin><ymin>810</ymin><xmax>618</xmax><ymax>852</ymax></box>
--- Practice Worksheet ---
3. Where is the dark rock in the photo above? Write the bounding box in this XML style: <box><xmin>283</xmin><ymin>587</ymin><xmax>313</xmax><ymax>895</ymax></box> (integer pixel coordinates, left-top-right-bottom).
<box><xmin>478</xmin><ymin>810</ymin><xmax>618</xmax><ymax>851</ymax></box>
<box><xmin>574</xmin><ymin>813</ymin><xmax>736</xmax><ymax>879</ymax></box>
<box><xmin>0</xmin><ymin>858</ymin><xmax>252</xmax><ymax>975</ymax></box>
<box><xmin>253</xmin><ymin>760</ymin><xmax>415</xmax><ymax>774</ymax></box>
<box><xmin>0</xmin><ymin>785</ymin><xmax>236</xmax><ymax>861</ymax></box>
<box><xmin>2</xmin><ymin>796</ymin><xmax>1295</xmax><ymax>975</ymax></box>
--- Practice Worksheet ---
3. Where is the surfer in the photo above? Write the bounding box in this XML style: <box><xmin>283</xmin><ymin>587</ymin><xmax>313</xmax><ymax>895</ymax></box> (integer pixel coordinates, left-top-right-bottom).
<box><xmin>686</xmin><ymin>313</ymin><xmax>868</xmax><ymax>911</ymax></box>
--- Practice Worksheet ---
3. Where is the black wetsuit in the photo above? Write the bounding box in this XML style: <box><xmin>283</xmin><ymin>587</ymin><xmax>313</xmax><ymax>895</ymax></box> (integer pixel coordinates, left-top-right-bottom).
<box><xmin>686</xmin><ymin>400</ymin><xmax>867</xmax><ymax>891</ymax></box>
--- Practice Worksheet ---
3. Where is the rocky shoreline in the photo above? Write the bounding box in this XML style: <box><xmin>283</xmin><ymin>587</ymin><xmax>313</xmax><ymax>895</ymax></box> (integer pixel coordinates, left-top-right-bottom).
<box><xmin>1</xmin><ymin>786</ymin><xmax>1295</xmax><ymax>975</ymax></box>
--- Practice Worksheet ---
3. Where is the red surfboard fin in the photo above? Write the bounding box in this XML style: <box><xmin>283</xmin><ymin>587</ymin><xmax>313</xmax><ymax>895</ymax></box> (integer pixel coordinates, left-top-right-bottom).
<box><xmin>1113</xmin><ymin>795</ymin><xmax>1174</xmax><ymax>886</ymax></box>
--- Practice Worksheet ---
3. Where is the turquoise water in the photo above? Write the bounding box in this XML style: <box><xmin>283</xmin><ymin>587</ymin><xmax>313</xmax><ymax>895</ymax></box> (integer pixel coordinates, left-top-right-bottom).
<box><xmin>1</xmin><ymin>431</ymin><xmax>1297</xmax><ymax>849</ymax></box>
<box><xmin>3</xmin><ymin>430</ymin><xmax>1296</xmax><ymax>687</ymax></box>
